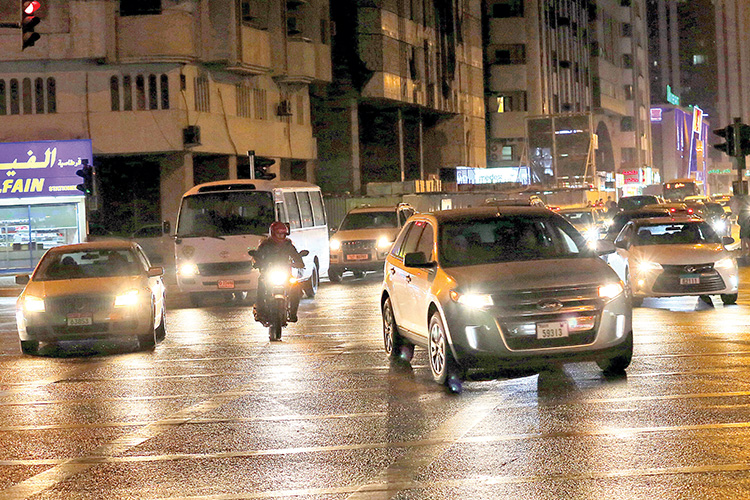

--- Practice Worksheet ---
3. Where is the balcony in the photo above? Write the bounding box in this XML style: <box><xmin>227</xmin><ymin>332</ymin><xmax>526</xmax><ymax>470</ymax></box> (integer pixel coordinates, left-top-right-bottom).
<box><xmin>117</xmin><ymin>10</ymin><xmax>195</xmax><ymax>63</ymax></box>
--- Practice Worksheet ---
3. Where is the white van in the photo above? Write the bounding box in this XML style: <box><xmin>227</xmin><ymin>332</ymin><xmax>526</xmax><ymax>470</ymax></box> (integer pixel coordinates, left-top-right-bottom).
<box><xmin>174</xmin><ymin>180</ymin><xmax>329</xmax><ymax>306</ymax></box>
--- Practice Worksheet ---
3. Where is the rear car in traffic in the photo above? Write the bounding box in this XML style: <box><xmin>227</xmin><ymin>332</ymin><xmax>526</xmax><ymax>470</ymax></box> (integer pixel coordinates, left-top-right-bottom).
<box><xmin>15</xmin><ymin>239</ymin><xmax>167</xmax><ymax>354</ymax></box>
<box><xmin>381</xmin><ymin>207</ymin><xmax>633</xmax><ymax>391</ymax></box>
<box><xmin>606</xmin><ymin>217</ymin><xmax>738</xmax><ymax>306</ymax></box>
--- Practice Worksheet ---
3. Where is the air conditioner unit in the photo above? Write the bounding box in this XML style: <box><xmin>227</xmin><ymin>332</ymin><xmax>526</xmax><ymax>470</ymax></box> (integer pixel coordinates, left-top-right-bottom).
<box><xmin>276</xmin><ymin>100</ymin><xmax>293</xmax><ymax>116</ymax></box>
<box><xmin>183</xmin><ymin>125</ymin><xmax>201</xmax><ymax>147</ymax></box>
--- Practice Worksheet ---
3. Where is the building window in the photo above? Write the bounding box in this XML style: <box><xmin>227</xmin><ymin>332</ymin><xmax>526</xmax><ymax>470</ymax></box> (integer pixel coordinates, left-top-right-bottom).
<box><xmin>121</xmin><ymin>75</ymin><xmax>132</xmax><ymax>110</ymax></box>
<box><xmin>501</xmin><ymin>145</ymin><xmax>513</xmax><ymax>160</ymax></box>
<box><xmin>195</xmin><ymin>76</ymin><xmax>210</xmax><ymax>112</ymax></box>
<box><xmin>136</xmin><ymin>75</ymin><xmax>146</xmax><ymax>110</ymax></box>
<box><xmin>621</xmin><ymin>147</ymin><xmax>636</xmax><ymax>166</ymax></box>
<box><xmin>22</xmin><ymin>78</ymin><xmax>32</xmax><ymax>115</ymax></box>
<box><xmin>622</xmin><ymin>54</ymin><xmax>633</xmax><ymax>69</ymax></box>
<box><xmin>494</xmin><ymin>91</ymin><xmax>527</xmax><ymax>113</ymax></box>
<box><xmin>621</xmin><ymin>116</ymin><xmax>634</xmax><ymax>131</ymax></box>
<box><xmin>119</xmin><ymin>0</ymin><xmax>161</xmax><ymax>16</ymax></box>
<box><xmin>236</xmin><ymin>83</ymin><xmax>252</xmax><ymax>117</ymax></box>
<box><xmin>495</xmin><ymin>44</ymin><xmax>526</xmax><ymax>65</ymax></box>
<box><xmin>620</xmin><ymin>0</ymin><xmax>631</xmax><ymax>5</ymax></box>
<box><xmin>34</xmin><ymin>78</ymin><xmax>44</xmax><ymax>114</ymax></box>
<box><xmin>148</xmin><ymin>74</ymin><xmax>158</xmax><ymax>110</ymax></box>
<box><xmin>492</xmin><ymin>0</ymin><xmax>524</xmax><ymax>18</ymax></box>
<box><xmin>46</xmin><ymin>78</ymin><xmax>56</xmax><ymax>113</ymax></box>
<box><xmin>693</xmin><ymin>54</ymin><xmax>706</xmax><ymax>65</ymax></box>
<box><xmin>253</xmin><ymin>88</ymin><xmax>267</xmax><ymax>119</ymax></box>
<box><xmin>160</xmin><ymin>74</ymin><xmax>169</xmax><ymax>109</ymax></box>
<box><xmin>622</xmin><ymin>23</ymin><xmax>632</xmax><ymax>37</ymax></box>
<box><xmin>624</xmin><ymin>84</ymin><xmax>634</xmax><ymax>100</ymax></box>
<box><xmin>241</xmin><ymin>0</ymin><xmax>269</xmax><ymax>29</ymax></box>
<box><xmin>10</xmin><ymin>79</ymin><xmax>19</xmax><ymax>115</ymax></box>
<box><xmin>110</xmin><ymin>76</ymin><xmax>120</xmax><ymax>111</ymax></box>
<box><xmin>0</xmin><ymin>80</ymin><xmax>5</xmax><ymax>115</ymax></box>
<box><xmin>296</xmin><ymin>95</ymin><xmax>304</xmax><ymax>125</ymax></box>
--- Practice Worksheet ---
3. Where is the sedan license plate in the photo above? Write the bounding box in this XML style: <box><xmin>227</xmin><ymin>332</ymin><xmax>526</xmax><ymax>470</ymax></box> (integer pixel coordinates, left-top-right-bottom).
<box><xmin>67</xmin><ymin>313</ymin><xmax>93</xmax><ymax>326</ymax></box>
<box><xmin>217</xmin><ymin>279</ymin><xmax>235</xmax><ymax>289</ymax></box>
<box><xmin>346</xmin><ymin>254</ymin><xmax>370</xmax><ymax>261</ymax></box>
<box><xmin>536</xmin><ymin>321</ymin><xmax>568</xmax><ymax>339</ymax></box>
<box><xmin>680</xmin><ymin>275</ymin><xmax>700</xmax><ymax>285</ymax></box>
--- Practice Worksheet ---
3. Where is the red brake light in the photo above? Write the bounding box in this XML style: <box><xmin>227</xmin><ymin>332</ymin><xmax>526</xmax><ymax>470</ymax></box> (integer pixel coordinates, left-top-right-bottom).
<box><xmin>669</xmin><ymin>208</ymin><xmax>676</xmax><ymax>212</ymax></box>
<box><xmin>687</xmin><ymin>208</ymin><xmax>693</xmax><ymax>214</ymax></box>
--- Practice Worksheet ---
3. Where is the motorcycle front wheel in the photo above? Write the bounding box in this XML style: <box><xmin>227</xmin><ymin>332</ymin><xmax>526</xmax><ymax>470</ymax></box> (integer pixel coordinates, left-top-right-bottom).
<box><xmin>269</xmin><ymin>299</ymin><xmax>285</xmax><ymax>341</ymax></box>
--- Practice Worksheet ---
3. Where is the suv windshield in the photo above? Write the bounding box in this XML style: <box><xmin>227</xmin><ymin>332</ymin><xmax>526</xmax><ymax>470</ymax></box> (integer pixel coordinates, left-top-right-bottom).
<box><xmin>634</xmin><ymin>222</ymin><xmax>720</xmax><ymax>245</ymax></box>
<box><xmin>439</xmin><ymin>216</ymin><xmax>588</xmax><ymax>267</ymax></box>
<box><xmin>339</xmin><ymin>211</ymin><xmax>397</xmax><ymax>230</ymax></box>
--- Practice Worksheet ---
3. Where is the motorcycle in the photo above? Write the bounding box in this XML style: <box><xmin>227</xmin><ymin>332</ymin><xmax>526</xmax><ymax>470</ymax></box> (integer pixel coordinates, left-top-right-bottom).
<box><xmin>249</xmin><ymin>249</ymin><xmax>308</xmax><ymax>341</ymax></box>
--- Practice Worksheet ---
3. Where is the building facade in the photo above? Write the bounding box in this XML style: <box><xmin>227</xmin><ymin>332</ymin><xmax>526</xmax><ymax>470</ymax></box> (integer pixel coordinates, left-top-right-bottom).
<box><xmin>0</xmin><ymin>0</ymin><xmax>332</xmax><ymax>238</ymax></box>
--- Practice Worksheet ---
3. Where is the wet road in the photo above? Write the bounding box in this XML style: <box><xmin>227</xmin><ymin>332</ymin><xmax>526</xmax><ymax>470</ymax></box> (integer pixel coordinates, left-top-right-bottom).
<box><xmin>2</xmin><ymin>269</ymin><xmax>750</xmax><ymax>499</ymax></box>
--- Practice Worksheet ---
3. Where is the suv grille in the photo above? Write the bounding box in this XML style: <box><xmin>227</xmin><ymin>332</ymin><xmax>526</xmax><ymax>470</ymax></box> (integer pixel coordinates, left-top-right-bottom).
<box><xmin>493</xmin><ymin>285</ymin><xmax>603</xmax><ymax>350</ymax></box>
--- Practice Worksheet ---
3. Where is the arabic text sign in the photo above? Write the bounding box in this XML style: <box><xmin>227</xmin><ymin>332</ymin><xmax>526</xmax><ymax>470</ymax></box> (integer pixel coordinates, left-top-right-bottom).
<box><xmin>0</xmin><ymin>140</ymin><xmax>93</xmax><ymax>200</ymax></box>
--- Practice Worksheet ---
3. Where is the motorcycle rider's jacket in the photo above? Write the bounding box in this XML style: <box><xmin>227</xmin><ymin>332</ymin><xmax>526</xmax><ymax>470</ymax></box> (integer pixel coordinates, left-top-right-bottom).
<box><xmin>252</xmin><ymin>237</ymin><xmax>305</xmax><ymax>270</ymax></box>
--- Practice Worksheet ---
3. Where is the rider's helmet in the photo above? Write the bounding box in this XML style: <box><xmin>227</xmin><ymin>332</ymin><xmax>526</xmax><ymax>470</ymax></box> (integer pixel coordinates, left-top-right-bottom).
<box><xmin>269</xmin><ymin>221</ymin><xmax>289</xmax><ymax>243</ymax></box>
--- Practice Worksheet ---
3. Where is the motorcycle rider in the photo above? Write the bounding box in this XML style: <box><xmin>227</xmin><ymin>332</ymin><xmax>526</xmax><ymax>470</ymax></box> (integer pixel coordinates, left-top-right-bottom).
<box><xmin>251</xmin><ymin>221</ymin><xmax>305</xmax><ymax>322</ymax></box>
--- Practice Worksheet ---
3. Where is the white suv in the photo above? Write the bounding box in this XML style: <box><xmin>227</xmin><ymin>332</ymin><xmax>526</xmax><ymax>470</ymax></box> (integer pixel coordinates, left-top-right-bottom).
<box><xmin>328</xmin><ymin>203</ymin><xmax>415</xmax><ymax>282</ymax></box>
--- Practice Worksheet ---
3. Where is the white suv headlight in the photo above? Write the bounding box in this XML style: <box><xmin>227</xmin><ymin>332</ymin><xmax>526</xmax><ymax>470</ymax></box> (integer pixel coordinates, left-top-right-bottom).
<box><xmin>330</xmin><ymin>239</ymin><xmax>341</xmax><ymax>251</ymax></box>
<box><xmin>450</xmin><ymin>290</ymin><xmax>494</xmax><ymax>309</ymax></box>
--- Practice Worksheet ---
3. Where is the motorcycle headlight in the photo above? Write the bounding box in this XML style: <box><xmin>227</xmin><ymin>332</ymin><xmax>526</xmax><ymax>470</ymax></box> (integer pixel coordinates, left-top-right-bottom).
<box><xmin>330</xmin><ymin>239</ymin><xmax>341</xmax><ymax>251</ymax></box>
<box><xmin>377</xmin><ymin>236</ymin><xmax>393</xmax><ymax>250</ymax></box>
<box><xmin>715</xmin><ymin>257</ymin><xmax>736</xmax><ymax>270</ymax></box>
<box><xmin>115</xmin><ymin>289</ymin><xmax>141</xmax><ymax>307</ymax></box>
<box><xmin>179</xmin><ymin>263</ymin><xmax>199</xmax><ymax>277</ymax></box>
<box><xmin>22</xmin><ymin>295</ymin><xmax>45</xmax><ymax>313</ymax></box>
<box><xmin>269</xmin><ymin>268</ymin><xmax>290</xmax><ymax>286</ymax></box>
<box><xmin>450</xmin><ymin>290</ymin><xmax>493</xmax><ymax>309</ymax></box>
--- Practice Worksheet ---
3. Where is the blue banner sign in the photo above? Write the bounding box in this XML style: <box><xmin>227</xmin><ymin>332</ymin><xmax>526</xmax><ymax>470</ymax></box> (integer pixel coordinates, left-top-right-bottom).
<box><xmin>0</xmin><ymin>139</ymin><xmax>92</xmax><ymax>199</ymax></box>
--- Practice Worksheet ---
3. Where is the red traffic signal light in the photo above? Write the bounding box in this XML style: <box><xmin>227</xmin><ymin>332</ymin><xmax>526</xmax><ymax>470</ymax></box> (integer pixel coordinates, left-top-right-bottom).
<box><xmin>21</xmin><ymin>1</ymin><xmax>41</xmax><ymax>50</ymax></box>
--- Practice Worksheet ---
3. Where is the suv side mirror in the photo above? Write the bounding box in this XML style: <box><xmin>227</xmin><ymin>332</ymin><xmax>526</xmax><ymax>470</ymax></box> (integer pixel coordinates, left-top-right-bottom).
<box><xmin>403</xmin><ymin>251</ymin><xmax>435</xmax><ymax>268</ymax></box>
<box><xmin>595</xmin><ymin>239</ymin><xmax>616</xmax><ymax>255</ymax></box>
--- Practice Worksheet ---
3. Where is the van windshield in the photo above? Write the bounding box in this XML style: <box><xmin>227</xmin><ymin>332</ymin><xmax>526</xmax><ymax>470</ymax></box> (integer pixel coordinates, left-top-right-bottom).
<box><xmin>176</xmin><ymin>191</ymin><xmax>275</xmax><ymax>237</ymax></box>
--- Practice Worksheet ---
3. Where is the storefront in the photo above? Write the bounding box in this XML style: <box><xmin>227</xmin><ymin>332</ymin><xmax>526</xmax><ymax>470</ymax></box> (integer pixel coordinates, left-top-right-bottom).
<box><xmin>0</xmin><ymin>140</ymin><xmax>91</xmax><ymax>274</ymax></box>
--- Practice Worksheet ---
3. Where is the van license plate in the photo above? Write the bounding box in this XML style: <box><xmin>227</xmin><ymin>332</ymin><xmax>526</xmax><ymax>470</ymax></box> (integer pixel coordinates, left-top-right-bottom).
<box><xmin>217</xmin><ymin>279</ymin><xmax>235</xmax><ymax>289</ymax></box>
<box><xmin>67</xmin><ymin>314</ymin><xmax>93</xmax><ymax>326</ymax></box>
<box><xmin>680</xmin><ymin>275</ymin><xmax>699</xmax><ymax>285</ymax></box>
<box><xmin>536</xmin><ymin>321</ymin><xmax>568</xmax><ymax>339</ymax></box>
<box><xmin>346</xmin><ymin>254</ymin><xmax>370</xmax><ymax>261</ymax></box>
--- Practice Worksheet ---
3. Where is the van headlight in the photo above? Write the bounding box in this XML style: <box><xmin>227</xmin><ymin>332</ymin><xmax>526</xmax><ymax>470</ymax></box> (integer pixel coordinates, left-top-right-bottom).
<box><xmin>179</xmin><ymin>263</ymin><xmax>199</xmax><ymax>277</ymax></box>
<box><xmin>450</xmin><ymin>290</ymin><xmax>493</xmax><ymax>308</ymax></box>
<box><xmin>376</xmin><ymin>236</ymin><xmax>393</xmax><ymax>250</ymax></box>
<box><xmin>330</xmin><ymin>239</ymin><xmax>341</xmax><ymax>251</ymax></box>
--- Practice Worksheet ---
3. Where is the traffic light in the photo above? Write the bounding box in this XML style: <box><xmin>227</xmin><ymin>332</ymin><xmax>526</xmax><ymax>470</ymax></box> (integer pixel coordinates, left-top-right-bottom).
<box><xmin>254</xmin><ymin>157</ymin><xmax>276</xmax><ymax>180</ymax></box>
<box><xmin>738</xmin><ymin>123</ymin><xmax>750</xmax><ymax>156</ymax></box>
<box><xmin>21</xmin><ymin>1</ymin><xmax>41</xmax><ymax>50</ymax></box>
<box><xmin>714</xmin><ymin>123</ymin><xmax>750</xmax><ymax>157</ymax></box>
<box><xmin>714</xmin><ymin>124</ymin><xmax>736</xmax><ymax>157</ymax></box>
<box><xmin>75</xmin><ymin>160</ymin><xmax>94</xmax><ymax>196</ymax></box>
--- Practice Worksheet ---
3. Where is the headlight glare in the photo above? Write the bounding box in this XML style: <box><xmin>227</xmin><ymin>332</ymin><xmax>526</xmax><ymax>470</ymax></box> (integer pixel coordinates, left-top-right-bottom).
<box><xmin>450</xmin><ymin>290</ymin><xmax>493</xmax><ymax>308</ymax></box>
<box><xmin>377</xmin><ymin>236</ymin><xmax>393</xmax><ymax>250</ymax></box>
<box><xmin>598</xmin><ymin>282</ymin><xmax>624</xmax><ymax>299</ymax></box>
<box><xmin>635</xmin><ymin>260</ymin><xmax>662</xmax><ymax>274</ymax></box>
<box><xmin>329</xmin><ymin>239</ymin><xmax>341</xmax><ymax>251</ymax></box>
<box><xmin>115</xmin><ymin>289</ymin><xmax>140</xmax><ymax>307</ymax></box>
<box><xmin>715</xmin><ymin>257</ymin><xmax>736</xmax><ymax>269</ymax></box>
<box><xmin>23</xmin><ymin>295</ymin><xmax>45</xmax><ymax>312</ymax></box>
<box><xmin>269</xmin><ymin>268</ymin><xmax>290</xmax><ymax>286</ymax></box>
<box><xmin>179</xmin><ymin>263</ymin><xmax>199</xmax><ymax>277</ymax></box>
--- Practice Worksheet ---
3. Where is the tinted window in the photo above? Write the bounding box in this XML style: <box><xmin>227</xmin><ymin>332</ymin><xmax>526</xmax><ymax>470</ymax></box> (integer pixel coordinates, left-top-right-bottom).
<box><xmin>283</xmin><ymin>192</ymin><xmax>301</xmax><ymax>229</ymax></box>
<box><xmin>634</xmin><ymin>222</ymin><xmax>719</xmax><ymax>245</ymax></box>
<box><xmin>416</xmin><ymin>223</ymin><xmax>434</xmax><ymax>260</ymax></box>
<box><xmin>297</xmin><ymin>191</ymin><xmax>314</xmax><ymax>228</ymax></box>
<box><xmin>310</xmin><ymin>191</ymin><xmax>326</xmax><ymax>226</ymax></box>
<box><xmin>396</xmin><ymin>222</ymin><xmax>425</xmax><ymax>259</ymax></box>
<box><xmin>439</xmin><ymin>215</ymin><xmax>587</xmax><ymax>267</ymax></box>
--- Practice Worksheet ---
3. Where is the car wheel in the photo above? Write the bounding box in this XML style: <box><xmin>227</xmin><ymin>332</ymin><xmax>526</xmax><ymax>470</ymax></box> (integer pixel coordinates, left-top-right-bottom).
<box><xmin>303</xmin><ymin>265</ymin><xmax>319</xmax><ymax>298</ymax></box>
<box><xmin>382</xmin><ymin>297</ymin><xmax>414</xmax><ymax>362</ymax></box>
<box><xmin>428</xmin><ymin>312</ymin><xmax>462</xmax><ymax>392</ymax></box>
<box><xmin>596</xmin><ymin>331</ymin><xmax>633</xmax><ymax>374</ymax></box>
<box><xmin>328</xmin><ymin>268</ymin><xmax>342</xmax><ymax>283</ymax></box>
<box><xmin>20</xmin><ymin>340</ymin><xmax>39</xmax><ymax>355</ymax></box>
<box><xmin>139</xmin><ymin>310</ymin><xmax>157</xmax><ymax>350</ymax></box>
<box><xmin>721</xmin><ymin>293</ymin><xmax>738</xmax><ymax>305</ymax></box>
<box><xmin>625</xmin><ymin>268</ymin><xmax>643</xmax><ymax>307</ymax></box>
<box><xmin>155</xmin><ymin>306</ymin><xmax>166</xmax><ymax>342</ymax></box>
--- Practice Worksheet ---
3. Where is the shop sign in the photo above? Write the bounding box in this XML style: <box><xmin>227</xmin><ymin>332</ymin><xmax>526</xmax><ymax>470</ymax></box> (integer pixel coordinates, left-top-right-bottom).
<box><xmin>0</xmin><ymin>140</ymin><xmax>92</xmax><ymax>200</ymax></box>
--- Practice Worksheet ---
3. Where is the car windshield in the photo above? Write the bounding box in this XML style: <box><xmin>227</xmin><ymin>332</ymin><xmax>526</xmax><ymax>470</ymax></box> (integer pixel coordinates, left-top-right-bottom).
<box><xmin>634</xmin><ymin>222</ymin><xmax>720</xmax><ymax>246</ymax></box>
<box><xmin>606</xmin><ymin>210</ymin><xmax>670</xmax><ymax>239</ymax></box>
<box><xmin>35</xmin><ymin>249</ymin><xmax>141</xmax><ymax>280</ymax></box>
<box><xmin>176</xmin><ymin>191</ymin><xmax>275</xmax><ymax>237</ymax></box>
<box><xmin>339</xmin><ymin>211</ymin><xmax>397</xmax><ymax>230</ymax></box>
<box><xmin>561</xmin><ymin>211</ymin><xmax>595</xmax><ymax>226</ymax></box>
<box><xmin>438</xmin><ymin>216</ymin><xmax>588</xmax><ymax>267</ymax></box>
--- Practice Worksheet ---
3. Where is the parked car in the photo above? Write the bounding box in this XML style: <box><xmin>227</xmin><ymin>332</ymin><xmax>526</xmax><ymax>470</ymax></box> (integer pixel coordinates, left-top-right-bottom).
<box><xmin>328</xmin><ymin>203</ymin><xmax>415</xmax><ymax>282</ymax></box>
<box><xmin>15</xmin><ymin>239</ymin><xmax>167</xmax><ymax>354</ymax></box>
<box><xmin>381</xmin><ymin>206</ymin><xmax>633</xmax><ymax>392</ymax></box>
<box><xmin>606</xmin><ymin>216</ymin><xmax>739</xmax><ymax>306</ymax></box>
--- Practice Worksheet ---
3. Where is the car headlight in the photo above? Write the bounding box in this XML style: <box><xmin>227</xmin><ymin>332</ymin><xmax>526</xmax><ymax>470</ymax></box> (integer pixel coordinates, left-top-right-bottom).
<box><xmin>450</xmin><ymin>290</ymin><xmax>494</xmax><ymax>308</ymax></box>
<box><xmin>712</xmin><ymin>220</ymin><xmax>727</xmax><ymax>232</ymax></box>
<box><xmin>179</xmin><ymin>263</ymin><xmax>199</xmax><ymax>277</ymax></box>
<box><xmin>635</xmin><ymin>260</ymin><xmax>662</xmax><ymax>274</ymax></box>
<box><xmin>22</xmin><ymin>295</ymin><xmax>45</xmax><ymax>313</ymax></box>
<box><xmin>330</xmin><ymin>239</ymin><xmax>341</xmax><ymax>251</ymax></box>
<box><xmin>715</xmin><ymin>257</ymin><xmax>736</xmax><ymax>270</ymax></box>
<box><xmin>376</xmin><ymin>236</ymin><xmax>393</xmax><ymax>250</ymax></box>
<box><xmin>115</xmin><ymin>289</ymin><xmax>141</xmax><ymax>307</ymax></box>
<box><xmin>585</xmin><ymin>228</ymin><xmax>600</xmax><ymax>242</ymax></box>
<box><xmin>268</xmin><ymin>268</ymin><xmax>290</xmax><ymax>286</ymax></box>
<box><xmin>598</xmin><ymin>282</ymin><xmax>624</xmax><ymax>299</ymax></box>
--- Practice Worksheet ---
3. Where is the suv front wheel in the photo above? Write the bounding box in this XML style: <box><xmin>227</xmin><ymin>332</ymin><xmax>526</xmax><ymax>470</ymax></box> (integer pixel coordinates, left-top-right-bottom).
<box><xmin>428</xmin><ymin>312</ymin><xmax>462</xmax><ymax>392</ymax></box>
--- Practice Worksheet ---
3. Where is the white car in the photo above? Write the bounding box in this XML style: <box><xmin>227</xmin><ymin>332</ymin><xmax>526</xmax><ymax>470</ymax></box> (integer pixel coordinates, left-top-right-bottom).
<box><xmin>607</xmin><ymin>216</ymin><xmax>739</xmax><ymax>306</ymax></box>
<box><xmin>15</xmin><ymin>239</ymin><xmax>167</xmax><ymax>354</ymax></box>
